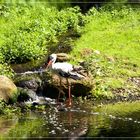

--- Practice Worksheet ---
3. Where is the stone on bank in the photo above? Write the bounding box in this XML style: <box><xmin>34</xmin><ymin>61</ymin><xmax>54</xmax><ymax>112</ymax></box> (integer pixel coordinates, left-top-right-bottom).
<box><xmin>0</xmin><ymin>75</ymin><xmax>18</xmax><ymax>103</ymax></box>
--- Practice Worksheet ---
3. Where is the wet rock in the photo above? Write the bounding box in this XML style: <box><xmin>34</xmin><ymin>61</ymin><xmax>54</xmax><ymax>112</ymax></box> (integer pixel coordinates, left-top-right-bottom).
<box><xmin>0</xmin><ymin>75</ymin><xmax>18</xmax><ymax>103</ymax></box>
<box><xmin>17</xmin><ymin>87</ymin><xmax>37</xmax><ymax>102</ymax></box>
<box><xmin>42</xmin><ymin>74</ymin><xmax>93</xmax><ymax>100</ymax></box>
<box><xmin>15</xmin><ymin>77</ymin><xmax>41</xmax><ymax>92</ymax></box>
<box><xmin>32</xmin><ymin>97</ymin><xmax>47</xmax><ymax>105</ymax></box>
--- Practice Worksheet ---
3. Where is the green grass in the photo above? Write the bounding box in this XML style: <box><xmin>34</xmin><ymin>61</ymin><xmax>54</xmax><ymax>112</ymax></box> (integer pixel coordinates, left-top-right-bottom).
<box><xmin>70</xmin><ymin>7</ymin><xmax>140</xmax><ymax>98</ymax></box>
<box><xmin>72</xmin><ymin>8</ymin><xmax>140</xmax><ymax>65</ymax></box>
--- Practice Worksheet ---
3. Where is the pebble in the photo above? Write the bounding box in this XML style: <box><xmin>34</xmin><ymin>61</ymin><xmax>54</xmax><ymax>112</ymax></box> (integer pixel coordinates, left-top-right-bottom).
<box><xmin>56</xmin><ymin>127</ymin><xmax>61</xmax><ymax>130</ymax></box>
<box><xmin>64</xmin><ymin>129</ymin><xmax>69</xmax><ymax>132</ymax></box>
<box><xmin>128</xmin><ymin>118</ymin><xmax>133</xmax><ymax>121</ymax></box>
<box><xmin>50</xmin><ymin>130</ymin><xmax>56</xmax><ymax>134</ymax></box>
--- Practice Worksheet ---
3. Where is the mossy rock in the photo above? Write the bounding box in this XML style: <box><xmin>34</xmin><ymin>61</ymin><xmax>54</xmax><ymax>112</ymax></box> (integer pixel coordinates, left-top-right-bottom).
<box><xmin>42</xmin><ymin>75</ymin><xmax>93</xmax><ymax>99</ymax></box>
<box><xmin>14</xmin><ymin>74</ymin><xmax>42</xmax><ymax>90</ymax></box>
<box><xmin>0</xmin><ymin>75</ymin><xmax>18</xmax><ymax>103</ymax></box>
<box><xmin>17</xmin><ymin>87</ymin><xmax>37</xmax><ymax>102</ymax></box>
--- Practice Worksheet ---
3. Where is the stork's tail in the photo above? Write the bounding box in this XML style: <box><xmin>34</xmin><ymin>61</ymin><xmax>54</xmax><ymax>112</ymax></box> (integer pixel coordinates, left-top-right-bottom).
<box><xmin>69</xmin><ymin>72</ymin><xmax>85</xmax><ymax>80</ymax></box>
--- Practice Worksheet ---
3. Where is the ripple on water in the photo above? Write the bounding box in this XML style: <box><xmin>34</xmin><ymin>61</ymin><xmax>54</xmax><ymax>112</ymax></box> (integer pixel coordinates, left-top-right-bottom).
<box><xmin>1</xmin><ymin>101</ymin><xmax>140</xmax><ymax>138</ymax></box>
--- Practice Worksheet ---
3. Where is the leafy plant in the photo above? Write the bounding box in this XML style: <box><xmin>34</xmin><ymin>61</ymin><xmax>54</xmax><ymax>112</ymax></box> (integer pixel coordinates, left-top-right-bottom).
<box><xmin>0</xmin><ymin>4</ymin><xmax>86</xmax><ymax>64</ymax></box>
<box><xmin>0</xmin><ymin>63</ymin><xmax>14</xmax><ymax>78</ymax></box>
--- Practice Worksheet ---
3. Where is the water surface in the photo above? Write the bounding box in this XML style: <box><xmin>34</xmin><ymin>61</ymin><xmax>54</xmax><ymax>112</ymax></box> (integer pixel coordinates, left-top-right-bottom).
<box><xmin>0</xmin><ymin>101</ymin><xmax>140</xmax><ymax>139</ymax></box>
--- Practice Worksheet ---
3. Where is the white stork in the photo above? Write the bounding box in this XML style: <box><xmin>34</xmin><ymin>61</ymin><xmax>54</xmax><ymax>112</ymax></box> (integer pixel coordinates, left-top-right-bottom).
<box><xmin>46</xmin><ymin>54</ymin><xmax>84</xmax><ymax>106</ymax></box>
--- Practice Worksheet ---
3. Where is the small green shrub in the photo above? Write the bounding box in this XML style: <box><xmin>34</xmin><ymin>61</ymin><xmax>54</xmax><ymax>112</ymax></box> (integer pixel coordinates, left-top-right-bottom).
<box><xmin>1</xmin><ymin>30</ymin><xmax>46</xmax><ymax>63</ymax></box>
<box><xmin>0</xmin><ymin>100</ymin><xmax>21</xmax><ymax>115</ymax></box>
<box><xmin>0</xmin><ymin>4</ymin><xmax>85</xmax><ymax>64</ymax></box>
<box><xmin>0</xmin><ymin>63</ymin><xmax>14</xmax><ymax>78</ymax></box>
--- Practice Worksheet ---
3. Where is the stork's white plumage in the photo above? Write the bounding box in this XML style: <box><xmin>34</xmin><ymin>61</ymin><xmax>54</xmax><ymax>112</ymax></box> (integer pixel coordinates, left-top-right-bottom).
<box><xmin>46</xmin><ymin>54</ymin><xmax>84</xmax><ymax>106</ymax></box>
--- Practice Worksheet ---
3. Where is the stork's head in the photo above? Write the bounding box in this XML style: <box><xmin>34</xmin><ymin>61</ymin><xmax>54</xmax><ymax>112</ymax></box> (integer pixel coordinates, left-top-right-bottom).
<box><xmin>46</xmin><ymin>54</ymin><xmax>57</xmax><ymax>68</ymax></box>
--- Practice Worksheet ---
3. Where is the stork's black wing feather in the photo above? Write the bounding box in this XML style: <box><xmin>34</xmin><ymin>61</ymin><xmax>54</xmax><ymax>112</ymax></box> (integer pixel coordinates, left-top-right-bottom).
<box><xmin>58</xmin><ymin>71</ymin><xmax>70</xmax><ymax>78</ymax></box>
<box><xmin>58</xmin><ymin>71</ymin><xmax>83</xmax><ymax>80</ymax></box>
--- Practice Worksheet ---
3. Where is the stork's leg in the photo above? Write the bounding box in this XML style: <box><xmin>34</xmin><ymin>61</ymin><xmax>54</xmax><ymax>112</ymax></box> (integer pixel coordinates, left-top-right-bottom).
<box><xmin>57</xmin><ymin>78</ymin><xmax>62</xmax><ymax>103</ymax></box>
<box><xmin>66</xmin><ymin>78</ymin><xmax>72</xmax><ymax>106</ymax></box>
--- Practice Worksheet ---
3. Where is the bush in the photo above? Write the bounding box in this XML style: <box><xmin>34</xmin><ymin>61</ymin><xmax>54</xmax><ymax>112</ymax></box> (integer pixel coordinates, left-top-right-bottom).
<box><xmin>0</xmin><ymin>63</ymin><xmax>14</xmax><ymax>78</ymax></box>
<box><xmin>0</xmin><ymin>4</ymin><xmax>85</xmax><ymax>64</ymax></box>
<box><xmin>1</xmin><ymin>30</ymin><xmax>46</xmax><ymax>63</ymax></box>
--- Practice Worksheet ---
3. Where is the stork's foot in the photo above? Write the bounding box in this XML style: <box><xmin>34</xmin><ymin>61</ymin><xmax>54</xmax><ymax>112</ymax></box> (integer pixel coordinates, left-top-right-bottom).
<box><xmin>65</xmin><ymin>99</ymin><xmax>72</xmax><ymax>107</ymax></box>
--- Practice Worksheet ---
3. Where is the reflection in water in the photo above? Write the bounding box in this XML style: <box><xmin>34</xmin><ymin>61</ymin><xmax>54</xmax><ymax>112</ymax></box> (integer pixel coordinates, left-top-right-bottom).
<box><xmin>0</xmin><ymin>117</ymin><xmax>18</xmax><ymax>135</ymax></box>
<box><xmin>0</xmin><ymin>101</ymin><xmax>140</xmax><ymax>139</ymax></box>
<box><xmin>43</xmin><ymin>106</ymin><xmax>89</xmax><ymax>138</ymax></box>
<box><xmin>87</xmin><ymin>101</ymin><xmax>140</xmax><ymax>138</ymax></box>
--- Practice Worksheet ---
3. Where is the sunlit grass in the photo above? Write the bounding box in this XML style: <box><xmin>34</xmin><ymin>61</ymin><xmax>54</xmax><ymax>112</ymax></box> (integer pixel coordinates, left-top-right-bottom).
<box><xmin>99</xmin><ymin>101</ymin><xmax>140</xmax><ymax>117</ymax></box>
<box><xmin>72</xmin><ymin>10</ymin><xmax>140</xmax><ymax>66</ymax></box>
<box><xmin>70</xmin><ymin>7</ymin><xmax>140</xmax><ymax>97</ymax></box>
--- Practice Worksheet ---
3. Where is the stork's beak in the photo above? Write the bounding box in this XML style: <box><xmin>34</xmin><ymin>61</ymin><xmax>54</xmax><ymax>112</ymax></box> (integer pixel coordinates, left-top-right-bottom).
<box><xmin>46</xmin><ymin>60</ymin><xmax>52</xmax><ymax>68</ymax></box>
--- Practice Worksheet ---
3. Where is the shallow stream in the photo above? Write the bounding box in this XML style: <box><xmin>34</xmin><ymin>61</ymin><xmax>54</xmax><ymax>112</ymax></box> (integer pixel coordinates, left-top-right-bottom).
<box><xmin>0</xmin><ymin>101</ymin><xmax>140</xmax><ymax>139</ymax></box>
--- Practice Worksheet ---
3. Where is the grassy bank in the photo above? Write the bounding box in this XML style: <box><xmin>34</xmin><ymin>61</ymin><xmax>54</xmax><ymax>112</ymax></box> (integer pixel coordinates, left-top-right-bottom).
<box><xmin>0</xmin><ymin>2</ymin><xmax>140</xmax><ymax>100</ymax></box>
<box><xmin>70</xmin><ymin>6</ymin><xmax>140</xmax><ymax>98</ymax></box>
